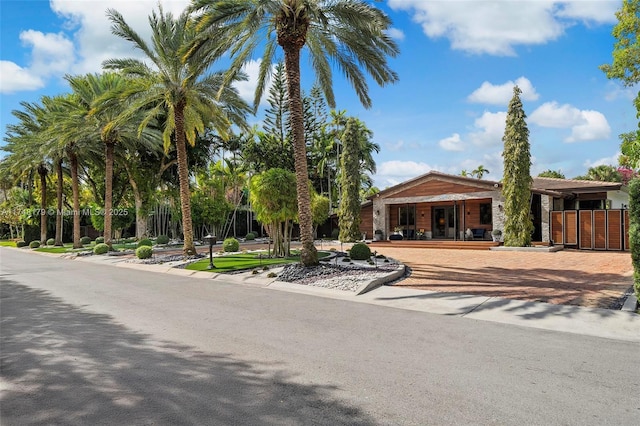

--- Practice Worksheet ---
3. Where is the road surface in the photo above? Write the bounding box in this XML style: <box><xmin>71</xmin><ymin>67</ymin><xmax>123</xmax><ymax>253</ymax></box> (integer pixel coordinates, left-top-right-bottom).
<box><xmin>1</xmin><ymin>248</ymin><xmax>638</xmax><ymax>425</ymax></box>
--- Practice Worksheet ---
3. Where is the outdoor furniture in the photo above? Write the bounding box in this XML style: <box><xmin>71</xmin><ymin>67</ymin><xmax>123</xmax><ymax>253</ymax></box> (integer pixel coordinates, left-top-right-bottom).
<box><xmin>471</xmin><ymin>228</ymin><xmax>486</xmax><ymax>240</ymax></box>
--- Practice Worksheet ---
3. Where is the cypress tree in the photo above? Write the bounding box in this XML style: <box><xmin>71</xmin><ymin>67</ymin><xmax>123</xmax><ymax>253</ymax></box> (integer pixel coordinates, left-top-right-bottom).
<box><xmin>502</xmin><ymin>86</ymin><xmax>534</xmax><ymax>247</ymax></box>
<box><xmin>338</xmin><ymin>118</ymin><xmax>362</xmax><ymax>242</ymax></box>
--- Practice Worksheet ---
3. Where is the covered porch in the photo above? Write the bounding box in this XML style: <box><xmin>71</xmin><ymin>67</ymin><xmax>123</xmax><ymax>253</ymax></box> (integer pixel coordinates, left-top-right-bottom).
<box><xmin>376</xmin><ymin>198</ymin><xmax>501</xmax><ymax>242</ymax></box>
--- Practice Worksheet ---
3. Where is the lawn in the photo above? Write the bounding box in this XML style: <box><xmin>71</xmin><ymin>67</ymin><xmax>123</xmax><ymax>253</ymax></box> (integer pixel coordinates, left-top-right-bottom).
<box><xmin>0</xmin><ymin>240</ymin><xmax>17</xmax><ymax>247</ymax></box>
<box><xmin>186</xmin><ymin>251</ymin><xmax>330</xmax><ymax>273</ymax></box>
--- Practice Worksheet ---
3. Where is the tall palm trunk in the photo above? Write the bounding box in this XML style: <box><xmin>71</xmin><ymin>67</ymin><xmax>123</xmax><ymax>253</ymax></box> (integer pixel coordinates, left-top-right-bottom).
<box><xmin>38</xmin><ymin>164</ymin><xmax>47</xmax><ymax>244</ymax></box>
<box><xmin>283</xmin><ymin>46</ymin><xmax>318</xmax><ymax>266</ymax></box>
<box><xmin>104</xmin><ymin>141</ymin><xmax>114</xmax><ymax>247</ymax></box>
<box><xmin>175</xmin><ymin>102</ymin><xmax>196</xmax><ymax>256</ymax></box>
<box><xmin>124</xmin><ymin>163</ymin><xmax>147</xmax><ymax>239</ymax></box>
<box><xmin>54</xmin><ymin>158</ymin><xmax>64</xmax><ymax>246</ymax></box>
<box><xmin>69</xmin><ymin>150</ymin><xmax>82</xmax><ymax>249</ymax></box>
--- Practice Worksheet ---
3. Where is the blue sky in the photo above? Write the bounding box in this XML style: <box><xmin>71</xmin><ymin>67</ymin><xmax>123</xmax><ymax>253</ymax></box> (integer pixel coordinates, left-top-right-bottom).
<box><xmin>1</xmin><ymin>0</ymin><xmax>636</xmax><ymax>189</ymax></box>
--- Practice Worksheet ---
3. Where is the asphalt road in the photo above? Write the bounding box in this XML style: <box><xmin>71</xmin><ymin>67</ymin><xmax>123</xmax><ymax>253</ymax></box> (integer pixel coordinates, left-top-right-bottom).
<box><xmin>1</xmin><ymin>248</ymin><xmax>638</xmax><ymax>425</ymax></box>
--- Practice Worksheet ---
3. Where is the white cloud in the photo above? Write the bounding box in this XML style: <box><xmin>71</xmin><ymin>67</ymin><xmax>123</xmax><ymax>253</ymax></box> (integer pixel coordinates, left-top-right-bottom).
<box><xmin>468</xmin><ymin>77</ymin><xmax>539</xmax><ymax>105</ymax></box>
<box><xmin>1</xmin><ymin>1</ymin><xmax>192</xmax><ymax>94</ymax></box>
<box><xmin>50</xmin><ymin>0</ymin><xmax>192</xmax><ymax>74</ymax></box>
<box><xmin>387</xmin><ymin>27</ymin><xmax>405</xmax><ymax>41</ymax></box>
<box><xmin>556</xmin><ymin>1</ymin><xmax>618</xmax><ymax>24</ymax></box>
<box><xmin>375</xmin><ymin>160</ymin><xmax>438</xmax><ymax>188</ymax></box>
<box><xmin>567</xmin><ymin>110</ymin><xmax>611</xmax><ymax>142</ymax></box>
<box><xmin>386</xmin><ymin>140</ymin><xmax>405</xmax><ymax>151</ymax></box>
<box><xmin>20</xmin><ymin>30</ymin><xmax>75</xmax><ymax>77</ymax></box>
<box><xmin>438</xmin><ymin>133</ymin><xmax>465</xmax><ymax>151</ymax></box>
<box><xmin>468</xmin><ymin>111</ymin><xmax>507</xmax><ymax>147</ymax></box>
<box><xmin>0</xmin><ymin>61</ymin><xmax>44</xmax><ymax>94</ymax></box>
<box><xmin>530</xmin><ymin>101</ymin><xmax>611</xmax><ymax>142</ymax></box>
<box><xmin>583</xmin><ymin>152</ymin><xmax>621</xmax><ymax>169</ymax></box>
<box><xmin>604</xmin><ymin>82</ymin><xmax>637</xmax><ymax>102</ymax></box>
<box><xmin>387</xmin><ymin>0</ymin><xmax>617</xmax><ymax>56</ymax></box>
<box><xmin>234</xmin><ymin>59</ymin><xmax>269</xmax><ymax>107</ymax></box>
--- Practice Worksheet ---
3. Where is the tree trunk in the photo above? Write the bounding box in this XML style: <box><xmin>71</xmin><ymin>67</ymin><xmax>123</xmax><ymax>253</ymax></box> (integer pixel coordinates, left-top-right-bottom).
<box><xmin>175</xmin><ymin>102</ymin><xmax>196</xmax><ymax>255</ymax></box>
<box><xmin>104</xmin><ymin>141</ymin><xmax>115</xmax><ymax>247</ymax></box>
<box><xmin>54</xmin><ymin>158</ymin><xmax>64</xmax><ymax>246</ymax></box>
<box><xmin>38</xmin><ymin>165</ymin><xmax>47</xmax><ymax>244</ymax></box>
<box><xmin>69</xmin><ymin>151</ymin><xmax>82</xmax><ymax>249</ymax></box>
<box><xmin>126</xmin><ymin>165</ymin><xmax>147</xmax><ymax>239</ymax></box>
<box><xmin>283</xmin><ymin>46</ymin><xmax>318</xmax><ymax>266</ymax></box>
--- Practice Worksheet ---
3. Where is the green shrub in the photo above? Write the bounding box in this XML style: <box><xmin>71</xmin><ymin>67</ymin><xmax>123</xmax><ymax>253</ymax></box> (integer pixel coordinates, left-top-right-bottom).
<box><xmin>16</xmin><ymin>240</ymin><xmax>27</xmax><ymax>248</ymax></box>
<box><xmin>137</xmin><ymin>238</ymin><xmax>153</xmax><ymax>248</ymax></box>
<box><xmin>349</xmin><ymin>242</ymin><xmax>371</xmax><ymax>260</ymax></box>
<box><xmin>245</xmin><ymin>232</ymin><xmax>256</xmax><ymax>240</ymax></box>
<box><xmin>93</xmin><ymin>243</ymin><xmax>109</xmax><ymax>255</ymax></box>
<box><xmin>223</xmin><ymin>237</ymin><xmax>240</xmax><ymax>252</ymax></box>
<box><xmin>156</xmin><ymin>235</ymin><xmax>170</xmax><ymax>245</ymax></box>
<box><xmin>136</xmin><ymin>246</ymin><xmax>153</xmax><ymax>259</ymax></box>
<box><xmin>267</xmin><ymin>272</ymin><xmax>277</xmax><ymax>278</ymax></box>
<box><xmin>95</xmin><ymin>236</ymin><xmax>105</xmax><ymax>244</ymax></box>
<box><xmin>29</xmin><ymin>240</ymin><xmax>40</xmax><ymax>249</ymax></box>
<box><xmin>331</xmin><ymin>229</ymin><xmax>340</xmax><ymax>239</ymax></box>
<box><xmin>81</xmin><ymin>236</ymin><xmax>91</xmax><ymax>245</ymax></box>
<box><xmin>629</xmin><ymin>178</ymin><xmax>640</xmax><ymax>302</ymax></box>
<box><xmin>46</xmin><ymin>238</ymin><xmax>55</xmax><ymax>246</ymax></box>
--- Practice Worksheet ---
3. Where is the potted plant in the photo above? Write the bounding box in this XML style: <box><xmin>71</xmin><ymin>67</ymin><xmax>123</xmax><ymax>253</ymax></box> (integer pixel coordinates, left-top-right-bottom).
<box><xmin>373</xmin><ymin>229</ymin><xmax>384</xmax><ymax>241</ymax></box>
<box><xmin>491</xmin><ymin>229</ymin><xmax>502</xmax><ymax>242</ymax></box>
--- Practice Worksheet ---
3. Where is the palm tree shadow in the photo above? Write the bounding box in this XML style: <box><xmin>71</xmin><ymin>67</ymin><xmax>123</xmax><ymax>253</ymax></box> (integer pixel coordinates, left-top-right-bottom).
<box><xmin>399</xmin><ymin>263</ymin><xmax>632</xmax><ymax>309</ymax></box>
<box><xmin>1</xmin><ymin>280</ymin><xmax>373</xmax><ymax>425</ymax></box>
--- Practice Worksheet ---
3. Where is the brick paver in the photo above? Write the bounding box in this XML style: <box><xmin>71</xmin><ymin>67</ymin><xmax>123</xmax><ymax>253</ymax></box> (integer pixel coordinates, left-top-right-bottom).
<box><xmin>369</xmin><ymin>247</ymin><xmax>633</xmax><ymax>308</ymax></box>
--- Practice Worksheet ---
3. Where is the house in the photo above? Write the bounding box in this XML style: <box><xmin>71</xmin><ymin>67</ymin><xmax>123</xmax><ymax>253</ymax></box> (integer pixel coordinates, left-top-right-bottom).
<box><xmin>361</xmin><ymin>171</ymin><xmax>630</xmax><ymax>251</ymax></box>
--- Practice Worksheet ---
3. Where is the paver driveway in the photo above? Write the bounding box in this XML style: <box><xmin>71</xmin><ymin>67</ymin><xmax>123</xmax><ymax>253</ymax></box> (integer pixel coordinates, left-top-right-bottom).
<box><xmin>370</xmin><ymin>247</ymin><xmax>633</xmax><ymax>308</ymax></box>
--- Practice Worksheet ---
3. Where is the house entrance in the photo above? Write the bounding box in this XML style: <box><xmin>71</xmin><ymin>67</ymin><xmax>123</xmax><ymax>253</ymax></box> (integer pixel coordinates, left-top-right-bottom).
<box><xmin>433</xmin><ymin>206</ymin><xmax>456</xmax><ymax>239</ymax></box>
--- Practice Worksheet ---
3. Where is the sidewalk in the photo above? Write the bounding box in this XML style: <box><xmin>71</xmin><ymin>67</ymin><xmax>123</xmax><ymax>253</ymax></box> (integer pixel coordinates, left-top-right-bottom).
<box><xmin>27</xmin><ymin>247</ymin><xmax>640</xmax><ymax>343</ymax></box>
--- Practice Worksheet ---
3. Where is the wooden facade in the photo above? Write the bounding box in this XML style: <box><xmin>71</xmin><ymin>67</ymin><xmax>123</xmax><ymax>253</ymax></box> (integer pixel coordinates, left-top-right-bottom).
<box><xmin>550</xmin><ymin>209</ymin><xmax>629</xmax><ymax>251</ymax></box>
<box><xmin>362</xmin><ymin>171</ymin><xmax>629</xmax><ymax>251</ymax></box>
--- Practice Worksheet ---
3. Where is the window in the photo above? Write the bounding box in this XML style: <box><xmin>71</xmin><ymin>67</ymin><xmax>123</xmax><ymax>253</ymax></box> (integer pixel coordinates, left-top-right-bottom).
<box><xmin>398</xmin><ymin>205</ymin><xmax>416</xmax><ymax>226</ymax></box>
<box><xmin>480</xmin><ymin>203</ymin><xmax>492</xmax><ymax>225</ymax></box>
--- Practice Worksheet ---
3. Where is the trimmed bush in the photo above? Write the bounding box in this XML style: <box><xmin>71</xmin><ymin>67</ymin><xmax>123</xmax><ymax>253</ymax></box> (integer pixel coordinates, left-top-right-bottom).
<box><xmin>16</xmin><ymin>240</ymin><xmax>27</xmax><ymax>248</ymax></box>
<box><xmin>29</xmin><ymin>240</ymin><xmax>41</xmax><ymax>249</ymax></box>
<box><xmin>136</xmin><ymin>246</ymin><xmax>153</xmax><ymax>259</ymax></box>
<box><xmin>349</xmin><ymin>242</ymin><xmax>372</xmax><ymax>260</ymax></box>
<box><xmin>137</xmin><ymin>238</ymin><xmax>153</xmax><ymax>248</ymax></box>
<box><xmin>245</xmin><ymin>232</ymin><xmax>256</xmax><ymax>241</ymax></box>
<box><xmin>223</xmin><ymin>237</ymin><xmax>240</xmax><ymax>253</ymax></box>
<box><xmin>93</xmin><ymin>243</ymin><xmax>109</xmax><ymax>255</ymax></box>
<box><xmin>81</xmin><ymin>236</ymin><xmax>91</xmax><ymax>245</ymax></box>
<box><xmin>331</xmin><ymin>228</ymin><xmax>340</xmax><ymax>239</ymax></box>
<box><xmin>629</xmin><ymin>178</ymin><xmax>640</xmax><ymax>303</ymax></box>
<box><xmin>156</xmin><ymin>235</ymin><xmax>170</xmax><ymax>245</ymax></box>
<box><xmin>95</xmin><ymin>236</ymin><xmax>105</xmax><ymax>244</ymax></box>
<box><xmin>46</xmin><ymin>238</ymin><xmax>55</xmax><ymax>246</ymax></box>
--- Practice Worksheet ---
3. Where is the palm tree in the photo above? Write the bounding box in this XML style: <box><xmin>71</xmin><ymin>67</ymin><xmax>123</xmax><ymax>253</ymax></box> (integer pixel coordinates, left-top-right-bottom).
<box><xmin>104</xmin><ymin>5</ymin><xmax>250</xmax><ymax>255</ymax></box>
<box><xmin>190</xmin><ymin>0</ymin><xmax>399</xmax><ymax>266</ymax></box>
<box><xmin>66</xmin><ymin>73</ymin><xmax>153</xmax><ymax>248</ymax></box>
<box><xmin>53</xmin><ymin>93</ymin><xmax>102</xmax><ymax>248</ymax></box>
<box><xmin>4</xmin><ymin>100</ymin><xmax>55</xmax><ymax>244</ymax></box>
<box><xmin>472</xmin><ymin>165</ymin><xmax>490</xmax><ymax>179</ymax></box>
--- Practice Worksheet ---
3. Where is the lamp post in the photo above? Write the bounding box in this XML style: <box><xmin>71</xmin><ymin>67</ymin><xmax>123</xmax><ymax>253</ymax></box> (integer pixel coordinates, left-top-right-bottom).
<box><xmin>203</xmin><ymin>234</ymin><xmax>216</xmax><ymax>269</ymax></box>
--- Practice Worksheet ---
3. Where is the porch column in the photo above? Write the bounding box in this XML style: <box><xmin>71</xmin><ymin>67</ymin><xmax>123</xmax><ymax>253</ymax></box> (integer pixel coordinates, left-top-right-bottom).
<box><xmin>492</xmin><ymin>194</ymin><xmax>506</xmax><ymax>234</ymax></box>
<box><xmin>372</xmin><ymin>197</ymin><xmax>386</xmax><ymax>239</ymax></box>
<box><xmin>541</xmin><ymin>195</ymin><xmax>551</xmax><ymax>243</ymax></box>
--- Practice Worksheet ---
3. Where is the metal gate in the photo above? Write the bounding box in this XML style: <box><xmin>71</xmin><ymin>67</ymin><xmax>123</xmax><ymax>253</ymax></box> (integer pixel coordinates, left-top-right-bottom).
<box><xmin>550</xmin><ymin>209</ymin><xmax>629</xmax><ymax>251</ymax></box>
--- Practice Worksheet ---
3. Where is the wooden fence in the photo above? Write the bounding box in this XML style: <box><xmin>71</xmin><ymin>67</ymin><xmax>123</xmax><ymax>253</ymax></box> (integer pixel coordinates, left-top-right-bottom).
<box><xmin>550</xmin><ymin>209</ymin><xmax>629</xmax><ymax>251</ymax></box>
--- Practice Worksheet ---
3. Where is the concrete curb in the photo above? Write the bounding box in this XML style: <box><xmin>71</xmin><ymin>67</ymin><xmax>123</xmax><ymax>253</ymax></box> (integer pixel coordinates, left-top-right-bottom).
<box><xmin>355</xmin><ymin>263</ymin><xmax>406</xmax><ymax>295</ymax></box>
<box><xmin>621</xmin><ymin>293</ymin><xmax>638</xmax><ymax>312</ymax></box>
